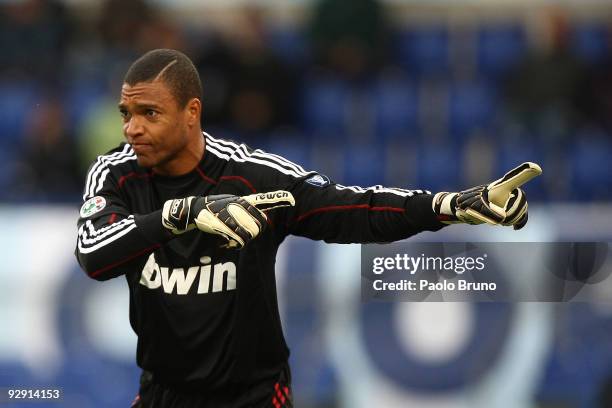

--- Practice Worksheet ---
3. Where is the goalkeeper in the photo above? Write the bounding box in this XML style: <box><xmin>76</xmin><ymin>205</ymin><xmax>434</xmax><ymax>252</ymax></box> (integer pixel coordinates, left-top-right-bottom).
<box><xmin>75</xmin><ymin>49</ymin><xmax>540</xmax><ymax>408</ymax></box>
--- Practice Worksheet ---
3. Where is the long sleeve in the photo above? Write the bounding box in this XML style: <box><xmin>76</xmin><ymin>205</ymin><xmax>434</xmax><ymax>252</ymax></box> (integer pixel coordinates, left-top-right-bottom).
<box><xmin>207</xmin><ymin>136</ymin><xmax>446</xmax><ymax>244</ymax></box>
<box><xmin>281</xmin><ymin>174</ymin><xmax>445</xmax><ymax>243</ymax></box>
<box><xmin>75</xmin><ymin>156</ymin><xmax>172</xmax><ymax>281</ymax></box>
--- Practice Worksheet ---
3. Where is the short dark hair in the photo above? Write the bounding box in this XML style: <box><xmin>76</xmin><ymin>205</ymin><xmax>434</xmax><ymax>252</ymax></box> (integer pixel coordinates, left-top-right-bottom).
<box><xmin>124</xmin><ymin>49</ymin><xmax>202</xmax><ymax>108</ymax></box>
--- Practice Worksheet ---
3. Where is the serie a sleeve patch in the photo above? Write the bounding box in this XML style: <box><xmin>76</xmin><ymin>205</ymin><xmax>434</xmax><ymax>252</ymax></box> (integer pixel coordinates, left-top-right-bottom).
<box><xmin>80</xmin><ymin>196</ymin><xmax>107</xmax><ymax>218</ymax></box>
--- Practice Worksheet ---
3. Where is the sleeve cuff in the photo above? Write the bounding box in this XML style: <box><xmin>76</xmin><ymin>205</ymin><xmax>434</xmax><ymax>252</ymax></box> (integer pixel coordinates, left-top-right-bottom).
<box><xmin>405</xmin><ymin>194</ymin><xmax>446</xmax><ymax>231</ymax></box>
<box><xmin>134</xmin><ymin>210</ymin><xmax>174</xmax><ymax>245</ymax></box>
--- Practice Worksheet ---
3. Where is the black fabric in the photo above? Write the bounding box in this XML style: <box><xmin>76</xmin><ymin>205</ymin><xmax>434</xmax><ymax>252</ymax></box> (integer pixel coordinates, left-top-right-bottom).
<box><xmin>75</xmin><ymin>132</ymin><xmax>443</xmax><ymax>405</ymax></box>
<box><xmin>133</xmin><ymin>365</ymin><xmax>292</xmax><ymax>408</ymax></box>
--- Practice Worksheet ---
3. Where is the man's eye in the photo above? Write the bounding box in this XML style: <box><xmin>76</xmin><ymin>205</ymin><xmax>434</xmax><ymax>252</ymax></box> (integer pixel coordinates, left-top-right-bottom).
<box><xmin>119</xmin><ymin>109</ymin><xmax>129</xmax><ymax>119</ymax></box>
<box><xmin>146</xmin><ymin>109</ymin><xmax>158</xmax><ymax>118</ymax></box>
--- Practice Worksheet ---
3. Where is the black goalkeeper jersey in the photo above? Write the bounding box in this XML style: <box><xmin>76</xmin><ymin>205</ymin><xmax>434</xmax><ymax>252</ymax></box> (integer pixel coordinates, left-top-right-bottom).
<box><xmin>75</xmin><ymin>132</ymin><xmax>444</xmax><ymax>404</ymax></box>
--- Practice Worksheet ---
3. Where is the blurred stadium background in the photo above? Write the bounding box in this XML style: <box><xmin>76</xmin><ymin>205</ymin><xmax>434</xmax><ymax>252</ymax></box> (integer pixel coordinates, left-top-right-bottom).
<box><xmin>1</xmin><ymin>0</ymin><xmax>611</xmax><ymax>407</ymax></box>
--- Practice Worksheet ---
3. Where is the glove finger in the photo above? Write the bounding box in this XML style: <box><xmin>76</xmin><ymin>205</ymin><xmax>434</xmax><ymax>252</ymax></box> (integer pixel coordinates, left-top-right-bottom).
<box><xmin>476</xmin><ymin>195</ymin><xmax>506</xmax><ymax>221</ymax></box>
<box><xmin>465</xmin><ymin>206</ymin><xmax>504</xmax><ymax>225</ymax></box>
<box><xmin>462</xmin><ymin>184</ymin><xmax>487</xmax><ymax>194</ymax></box>
<box><xmin>456</xmin><ymin>185</ymin><xmax>486</xmax><ymax>206</ymax></box>
<box><xmin>228</xmin><ymin>220</ymin><xmax>251</xmax><ymax>243</ymax></box>
<box><xmin>227</xmin><ymin>204</ymin><xmax>262</xmax><ymax>239</ymax></box>
<box><xmin>457</xmin><ymin>188</ymin><xmax>504</xmax><ymax>224</ymax></box>
<box><xmin>194</xmin><ymin>212</ymin><xmax>246</xmax><ymax>248</ymax></box>
<box><xmin>205</xmin><ymin>195</ymin><xmax>240</xmax><ymax>213</ymax></box>
<box><xmin>487</xmin><ymin>162</ymin><xmax>542</xmax><ymax>208</ymax></box>
<box><xmin>243</xmin><ymin>191</ymin><xmax>296</xmax><ymax>212</ymax></box>
<box><xmin>504</xmin><ymin>198</ymin><xmax>527</xmax><ymax>227</ymax></box>
<box><xmin>505</xmin><ymin>204</ymin><xmax>527</xmax><ymax>226</ymax></box>
<box><xmin>455</xmin><ymin>208</ymin><xmax>485</xmax><ymax>225</ymax></box>
<box><xmin>218</xmin><ymin>207</ymin><xmax>240</xmax><ymax>231</ymax></box>
<box><xmin>236</xmin><ymin>198</ymin><xmax>267</xmax><ymax>227</ymax></box>
<box><xmin>504</xmin><ymin>189</ymin><xmax>526</xmax><ymax>219</ymax></box>
<box><xmin>504</xmin><ymin>188</ymin><xmax>520</xmax><ymax>212</ymax></box>
<box><xmin>456</xmin><ymin>191</ymin><xmax>482</xmax><ymax>209</ymax></box>
<box><xmin>513</xmin><ymin>212</ymin><xmax>528</xmax><ymax>230</ymax></box>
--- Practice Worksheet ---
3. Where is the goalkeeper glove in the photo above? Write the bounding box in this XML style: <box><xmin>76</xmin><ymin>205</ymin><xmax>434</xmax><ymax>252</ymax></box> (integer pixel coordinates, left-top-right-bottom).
<box><xmin>432</xmin><ymin>162</ymin><xmax>541</xmax><ymax>230</ymax></box>
<box><xmin>162</xmin><ymin>190</ymin><xmax>295</xmax><ymax>248</ymax></box>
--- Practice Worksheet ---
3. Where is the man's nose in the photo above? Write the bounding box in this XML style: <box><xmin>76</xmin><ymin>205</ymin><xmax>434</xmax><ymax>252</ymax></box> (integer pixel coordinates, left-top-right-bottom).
<box><xmin>124</xmin><ymin>116</ymin><xmax>144</xmax><ymax>139</ymax></box>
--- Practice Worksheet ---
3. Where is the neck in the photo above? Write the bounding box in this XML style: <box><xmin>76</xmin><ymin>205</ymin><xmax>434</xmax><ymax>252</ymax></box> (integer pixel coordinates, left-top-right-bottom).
<box><xmin>153</xmin><ymin>129</ymin><xmax>205</xmax><ymax>176</ymax></box>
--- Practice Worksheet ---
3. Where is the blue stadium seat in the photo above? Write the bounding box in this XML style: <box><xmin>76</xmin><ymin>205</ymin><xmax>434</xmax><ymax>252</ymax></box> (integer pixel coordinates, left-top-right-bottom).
<box><xmin>572</xmin><ymin>24</ymin><xmax>610</xmax><ymax>64</ymax></box>
<box><xmin>0</xmin><ymin>363</ymin><xmax>37</xmax><ymax>386</ymax></box>
<box><xmin>56</xmin><ymin>353</ymin><xmax>140</xmax><ymax>408</ymax></box>
<box><xmin>417</xmin><ymin>139</ymin><xmax>461</xmax><ymax>192</ymax></box>
<box><xmin>343</xmin><ymin>144</ymin><xmax>385</xmax><ymax>186</ymax></box>
<box><xmin>373</xmin><ymin>77</ymin><xmax>419</xmax><ymax>140</ymax></box>
<box><xmin>395</xmin><ymin>26</ymin><xmax>450</xmax><ymax>76</ymax></box>
<box><xmin>448</xmin><ymin>81</ymin><xmax>498</xmax><ymax>139</ymax></box>
<box><xmin>310</xmin><ymin>142</ymin><xmax>345</xmax><ymax>183</ymax></box>
<box><xmin>383</xmin><ymin>138</ymin><xmax>419</xmax><ymax>188</ymax></box>
<box><xmin>265</xmin><ymin>135</ymin><xmax>313</xmax><ymax>171</ymax></box>
<box><xmin>536</xmin><ymin>304</ymin><xmax>612</xmax><ymax>407</ymax></box>
<box><xmin>0</xmin><ymin>142</ymin><xmax>17</xmax><ymax>200</ymax></box>
<box><xmin>569</xmin><ymin>137</ymin><xmax>612</xmax><ymax>201</ymax></box>
<box><xmin>0</xmin><ymin>82</ymin><xmax>37</xmax><ymax>144</ymax></box>
<box><xmin>267</xmin><ymin>27</ymin><xmax>310</xmax><ymax>65</ymax></box>
<box><xmin>477</xmin><ymin>24</ymin><xmax>527</xmax><ymax>78</ymax></box>
<box><xmin>64</xmin><ymin>80</ymin><xmax>107</xmax><ymax>131</ymax></box>
<box><xmin>312</xmin><ymin>362</ymin><xmax>339</xmax><ymax>404</ymax></box>
<box><xmin>279</xmin><ymin>237</ymin><xmax>339</xmax><ymax>405</ymax></box>
<box><xmin>301</xmin><ymin>77</ymin><xmax>350</xmax><ymax>138</ymax></box>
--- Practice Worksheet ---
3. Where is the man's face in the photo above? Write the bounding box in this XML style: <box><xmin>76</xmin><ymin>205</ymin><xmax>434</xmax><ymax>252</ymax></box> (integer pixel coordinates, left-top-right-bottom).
<box><xmin>118</xmin><ymin>81</ymin><xmax>189</xmax><ymax>170</ymax></box>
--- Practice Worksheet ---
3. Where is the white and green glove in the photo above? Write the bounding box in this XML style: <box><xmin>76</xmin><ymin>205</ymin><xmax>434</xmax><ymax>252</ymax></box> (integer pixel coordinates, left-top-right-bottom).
<box><xmin>433</xmin><ymin>162</ymin><xmax>542</xmax><ymax>230</ymax></box>
<box><xmin>162</xmin><ymin>190</ymin><xmax>295</xmax><ymax>248</ymax></box>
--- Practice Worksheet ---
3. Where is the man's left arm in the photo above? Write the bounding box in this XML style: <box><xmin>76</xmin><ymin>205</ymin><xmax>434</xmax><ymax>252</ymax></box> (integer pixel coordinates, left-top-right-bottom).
<box><xmin>277</xmin><ymin>162</ymin><xmax>540</xmax><ymax>244</ymax></box>
<box><xmin>283</xmin><ymin>178</ymin><xmax>444</xmax><ymax>244</ymax></box>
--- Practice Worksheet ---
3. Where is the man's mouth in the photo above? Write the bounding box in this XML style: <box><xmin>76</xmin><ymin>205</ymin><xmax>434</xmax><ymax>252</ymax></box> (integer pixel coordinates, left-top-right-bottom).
<box><xmin>132</xmin><ymin>143</ymin><xmax>152</xmax><ymax>153</ymax></box>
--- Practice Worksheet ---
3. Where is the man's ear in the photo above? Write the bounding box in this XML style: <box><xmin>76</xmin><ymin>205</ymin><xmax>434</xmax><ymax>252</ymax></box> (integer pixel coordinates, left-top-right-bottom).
<box><xmin>185</xmin><ymin>98</ymin><xmax>201</xmax><ymax>127</ymax></box>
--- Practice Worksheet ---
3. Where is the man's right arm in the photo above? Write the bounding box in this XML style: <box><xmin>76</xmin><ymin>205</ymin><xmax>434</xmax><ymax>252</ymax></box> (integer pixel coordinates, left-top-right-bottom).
<box><xmin>75</xmin><ymin>153</ymin><xmax>278</xmax><ymax>280</ymax></box>
<box><xmin>75</xmin><ymin>171</ymin><xmax>173</xmax><ymax>281</ymax></box>
<box><xmin>76</xmin><ymin>188</ymin><xmax>276</xmax><ymax>280</ymax></box>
